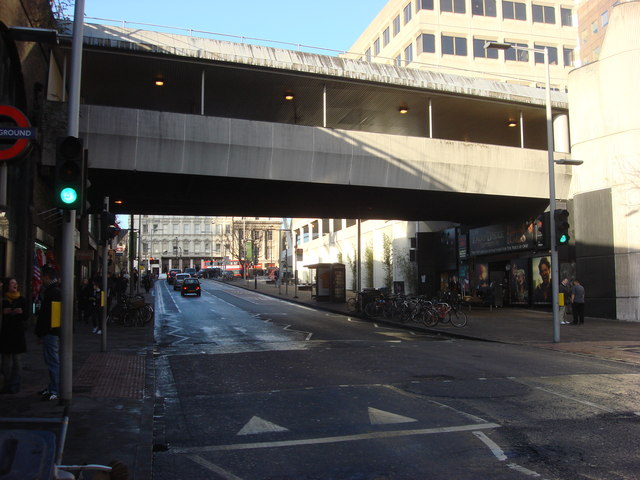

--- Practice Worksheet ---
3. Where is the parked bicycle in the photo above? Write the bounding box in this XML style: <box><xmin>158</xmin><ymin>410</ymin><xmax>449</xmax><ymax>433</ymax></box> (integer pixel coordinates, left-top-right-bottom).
<box><xmin>108</xmin><ymin>294</ymin><xmax>154</xmax><ymax>327</ymax></box>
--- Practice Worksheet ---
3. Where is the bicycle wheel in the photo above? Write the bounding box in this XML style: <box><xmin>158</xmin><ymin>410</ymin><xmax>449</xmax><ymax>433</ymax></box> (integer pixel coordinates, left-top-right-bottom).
<box><xmin>421</xmin><ymin>308</ymin><xmax>439</xmax><ymax>327</ymax></box>
<box><xmin>382</xmin><ymin>300</ymin><xmax>394</xmax><ymax>319</ymax></box>
<box><xmin>364</xmin><ymin>302</ymin><xmax>378</xmax><ymax>318</ymax></box>
<box><xmin>141</xmin><ymin>304</ymin><xmax>154</xmax><ymax>324</ymax></box>
<box><xmin>346</xmin><ymin>297</ymin><xmax>358</xmax><ymax>313</ymax></box>
<box><xmin>449</xmin><ymin>309</ymin><xmax>468</xmax><ymax>328</ymax></box>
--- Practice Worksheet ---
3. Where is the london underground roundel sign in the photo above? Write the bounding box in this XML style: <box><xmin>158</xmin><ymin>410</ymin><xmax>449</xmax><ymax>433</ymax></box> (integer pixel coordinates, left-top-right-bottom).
<box><xmin>0</xmin><ymin>105</ymin><xmax>36</xmax><ymax>161</ymax></box>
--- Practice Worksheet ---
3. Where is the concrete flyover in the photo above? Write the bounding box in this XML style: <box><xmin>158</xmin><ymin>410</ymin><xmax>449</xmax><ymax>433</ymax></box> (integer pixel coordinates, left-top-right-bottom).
<box><xmin>79</xmin><ymin>104</ymin><xmax>571</xmax><ymax>223</ymax></box>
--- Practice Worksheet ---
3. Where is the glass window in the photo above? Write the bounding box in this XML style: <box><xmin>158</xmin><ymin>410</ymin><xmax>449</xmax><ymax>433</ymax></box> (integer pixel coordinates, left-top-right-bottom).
<box><xmin>383</xmin><ymin>27</ymin><xmax>390</xmax><ymax>46</ymax></box>
<box><xmin>418</xmin><ymin>33</ymin><xmax>436</xmax><ymax>53</ymax></box>
<box><xmin>365</xmin><ymin>47</ymin><xmax>372</xmax><ymax>62</ymax></box>
<box><xmin>473</xmin><ymin>38</ymin><xmax>498</xmax><ymax>58</ymax></box>
<box><xmin>532</xmin><ymin>4</ymin><xmax>555</xmax><ymax>24</ymax></box>
<box><xmin>601</xmin><ymin>10</ymin><xmax>609</xmax><ymax>27</ymax></box>
<box><xmin>333</xmin><ymin>219</ymin><xmax>343</xmax><ymax>232</ymax></box>
<box><xmin>346</xmin><ymin>219</ymin><xmax>357</xmax><ymax>228</ymax></box>
<box><xmin>503</xmin><ymin>1</ymin><xmax>526</xmax><ymax>20</ymax></box>
<box><xmin>590</xmin><ymin>21</ymin><xmax>598</xmax><ymax>34</ymax></box>
<box><xmin>563</xmin><ymin>47</ymin><xmax>574</xmax><ymax>67</ymax></box>
<box><xmin>472</xmin><ymin>0</ymin><xmax>496</xmax><ymax>16</ymax></box>
<box><xmin>560</xmin><ymin>7</ymin><xmax>572</xmax><ymax>26</ymax></box>
<box><xmin>393</xmin><ymin>15</ymin><xmax>401</xmax><ymax>36</ymax></box>
<box><xmin>442</xmin><ymin>35</ymin><xmax>467</xmax><ymax>56</ymax></box>
<box><xmin>442</xmin><ymin>0</ymin><xmax>465</xmax><ymax>13</ymax></box>
<box><xmin>505</xmin><ymin>42</ymin><xmax>529</xmax><ymax>62</ymax></box>
<box><xmin>534</xmin><ymin>45</ymin><xmax>558</xmax><ymax>65</ymax></box>
<box><xmin>395</xmin><ymin>54</ymin><xmax>402</xmax><ymax>66</ymax></box>
<box><xmin>404</xmin><ymin>3</ymin><xmax>413</xmax><ymax>24</ymax></box>
<box><xmin>195</xmin><ymin>223</ymin><xmax>200</xmax><ymax>234</ymax></box>
<box><xmin>418</xmin><ymin>0</ymin><xmax>434</xmax><ymax>10</ymax></box>
<box><xmin>405</xmin><ymin>43</ymin><xmax>414</xmax><ymax>63</ymax></box>
<box><xmin>173</xmin><ymin>224</ymin><xmax>179</xmax><ymax>234</ymax></box>
<box><xmin>374</xmin><ymin>38</ymin><xmax>381</xmax><ymax>56</ymax></box>
<box><xmin>183</xmin><ymin>224</ymin><xmax>190</xmax><ymax>234</ymax></box>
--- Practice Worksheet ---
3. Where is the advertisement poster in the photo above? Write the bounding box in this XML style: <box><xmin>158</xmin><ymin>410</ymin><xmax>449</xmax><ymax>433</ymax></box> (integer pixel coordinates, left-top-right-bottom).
<box><xmin>531</xmin><ymin>256</ymin><xmax>552</xmax><ymax>304</ymax></box>
<box><xmin>508</xmin><ymin>259</ymin><xmax>529</xmax><ymax>305</ymax></box>
<box><xmin>459</xmin><ymin>264</ymin><xmax>470</xmax><ymax>296</ymax></box>
<box><xmin>473</xmin><ymin>262</ymin><xmax>489</xmax><ymax>295</ymax></box>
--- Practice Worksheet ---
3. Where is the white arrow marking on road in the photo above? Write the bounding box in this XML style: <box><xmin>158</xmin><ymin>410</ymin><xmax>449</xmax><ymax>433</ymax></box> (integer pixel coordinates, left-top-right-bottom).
<box><xmin>237</xmin><ymin>416</ymin><xmax>289</xmax><ymax>436</ymax></box>
<box><xmin>368</xmin><ymin>407</ymin><xmax>418</xmax><ymax>425</ymax></box>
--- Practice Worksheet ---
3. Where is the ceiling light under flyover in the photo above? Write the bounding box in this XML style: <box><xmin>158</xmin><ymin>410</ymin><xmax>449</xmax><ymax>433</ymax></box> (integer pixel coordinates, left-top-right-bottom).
<box><xmin>154</xmin><ymin>76</ymin><xmax>165</xmax><ymax>86</ymax></box>
<box><xmin>507</xmin><ymin>119</ymin><xmax>518</xmax><ymax>127</ymax></box>
<box><xmin>284</xmin><ymin>93</ymin><xmax>295</xmax><ymax>101</ymax></box>
<box><xmin>399</xmin><ymin>106</ymin><xmax>409</xmax><ymax>114</ymax></box>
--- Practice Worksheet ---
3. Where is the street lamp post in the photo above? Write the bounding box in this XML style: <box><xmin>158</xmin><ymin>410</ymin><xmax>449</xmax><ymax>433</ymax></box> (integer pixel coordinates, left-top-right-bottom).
<box><xmin>486</xmin><ymin>42</ymin><xmax>560</xmax><ymax>342</ymax></box>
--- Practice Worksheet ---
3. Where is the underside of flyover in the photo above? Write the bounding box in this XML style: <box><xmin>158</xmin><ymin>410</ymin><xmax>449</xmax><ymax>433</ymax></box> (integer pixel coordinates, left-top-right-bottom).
<box><xmin>92</xmin><ymin>169</ymin><xmax>548</xmax><ymax>226</ymax></box>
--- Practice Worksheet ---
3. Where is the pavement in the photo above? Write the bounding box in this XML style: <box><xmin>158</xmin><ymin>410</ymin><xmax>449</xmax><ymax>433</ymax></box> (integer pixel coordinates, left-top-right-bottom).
<box><xmin>1</xmin><ymin>278</ymin><xmax>639</xmax><ymax>479</ymax></box>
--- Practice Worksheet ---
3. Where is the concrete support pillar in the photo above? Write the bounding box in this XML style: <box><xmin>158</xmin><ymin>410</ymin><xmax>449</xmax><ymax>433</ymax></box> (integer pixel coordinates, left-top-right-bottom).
<box><xmin>553</xmin><ymin>113</ymin><xmax>570</xmax><ymax>153</ymax></box>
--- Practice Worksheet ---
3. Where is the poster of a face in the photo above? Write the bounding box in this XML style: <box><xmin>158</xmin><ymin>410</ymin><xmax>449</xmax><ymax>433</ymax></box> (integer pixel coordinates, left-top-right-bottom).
<box><xmin>509</xmin><ymin>259</ymin><xmax>529</xmax><ymax>304</ymax></box>
<box><xmin>532</xmin><ymin>256</ymin><xmax>552</xmax><ymax>304</ymax></box>
<box><xmin>474</xmin><ymin>262</ymin><xmax>489</xmax><ymax>294</ymax></box>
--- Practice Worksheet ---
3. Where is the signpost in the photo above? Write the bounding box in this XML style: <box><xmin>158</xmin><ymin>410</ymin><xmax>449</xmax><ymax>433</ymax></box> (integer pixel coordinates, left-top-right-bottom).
<box><xmin>0</xmin><ymin>105</ymin><xmax>35</xmax><ymax>161</ymax></box>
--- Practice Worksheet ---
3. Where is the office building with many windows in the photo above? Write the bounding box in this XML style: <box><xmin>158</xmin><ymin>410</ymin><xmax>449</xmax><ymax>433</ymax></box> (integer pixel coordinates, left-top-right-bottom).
<box><xmin>346</xmin><ymin>0</ymin><xmax>577</xmax><ymax>90</ymax></box>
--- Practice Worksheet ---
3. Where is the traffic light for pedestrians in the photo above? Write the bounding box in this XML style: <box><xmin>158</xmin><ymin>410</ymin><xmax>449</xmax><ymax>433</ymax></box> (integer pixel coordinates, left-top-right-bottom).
<box><xmin>100</xmin><ymin>211</ymin><xmax>119</xmax><ymax>245</ymax></box>
<box><xmin>536</xmin><ymin>212</ymin><xmax>550</xmax><ymax>249</ymax></box>
<box><xmin>555</xmin><ymin>209</ymin><xmax>570</xmax><ymax>246</ymax></box>
<box><xmin>54</xmin><ymin>136</ymin><xmax>84</xmax><ymax>210</ymax></box>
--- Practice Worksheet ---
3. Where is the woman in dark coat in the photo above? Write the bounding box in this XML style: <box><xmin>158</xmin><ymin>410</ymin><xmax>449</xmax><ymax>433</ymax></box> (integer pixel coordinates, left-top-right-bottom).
<box><xmin>1</xmin><ymin>277</ymin><xmax>28</xmax><ymax>393</ymax></box>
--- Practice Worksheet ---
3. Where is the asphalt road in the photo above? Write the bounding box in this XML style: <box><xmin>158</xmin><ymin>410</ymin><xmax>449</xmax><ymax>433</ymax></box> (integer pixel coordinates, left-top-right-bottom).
<box><xmin>152</xmin><ymin>279</ymin><xmax>640</xmax><ymax>480</ymax></box>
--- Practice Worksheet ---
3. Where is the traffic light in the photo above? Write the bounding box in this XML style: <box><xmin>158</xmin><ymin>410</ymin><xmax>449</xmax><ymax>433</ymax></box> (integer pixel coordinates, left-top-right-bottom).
<box><xmin>100</xmin><ymin>211</ymin><xmax>119</xmax><ymax>245</ymax></box>
<box><xmin>535</xmin><ymin>212</ymin><xmax>550</xmax><ymax>249</ymax></box>
<box><xmin>555</xmin><ymin>209</ymin><xmax>570</xmax><ymax>246</ymax></box>
<box><xmin>55</xmin><ymin>136</ymin><xmax>84</xmax><ymax>209</ymax></box>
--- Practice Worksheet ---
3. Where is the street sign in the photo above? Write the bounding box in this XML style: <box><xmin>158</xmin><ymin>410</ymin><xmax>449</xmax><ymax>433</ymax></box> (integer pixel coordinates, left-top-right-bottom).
<box><xmin>0</xmin><ymin>105</ymin><xmax>34</xmax><ymax>161</ymax></box>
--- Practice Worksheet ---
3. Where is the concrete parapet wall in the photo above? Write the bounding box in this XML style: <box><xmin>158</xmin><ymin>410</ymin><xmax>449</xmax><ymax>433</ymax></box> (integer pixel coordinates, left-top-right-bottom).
<box><xmin>79</xmin><ymin>104</ymin><xmax>570</xmax><ymax>200</ymax></box>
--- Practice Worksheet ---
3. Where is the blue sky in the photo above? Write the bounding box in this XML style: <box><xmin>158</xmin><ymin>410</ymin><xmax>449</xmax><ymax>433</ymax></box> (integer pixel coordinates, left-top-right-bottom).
<box><xmin>82</xmin><ymin>0</ymin><xmax>389</xmax><ymax>54</ymax></box>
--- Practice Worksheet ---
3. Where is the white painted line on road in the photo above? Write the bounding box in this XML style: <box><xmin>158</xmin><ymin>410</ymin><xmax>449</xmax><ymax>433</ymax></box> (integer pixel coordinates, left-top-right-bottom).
<box><xmin>510</xmin><ymin>378</ymin><xmax>614</xmax><ymax>413</ymax></box>
<box><xmin>507</xmin><ymin>463</ymin><xmax>546</xmax><ymax>478</ymax></box>
<box><xmin>172</xmin><ymin>422</ymin><xmax>501</xmax><ymax>453</ymax></box>
<box><xmin>382</xmin><ymin>385</ymin><xmax>490</xmax><ymax>424</ymax></box>
<box><xmin>237</xmin><ymin>416</ymin><xmax>289</xmax><ymax>436</ymax></box>
<box><xmin>368</xmin><ymin>407</ymin><xmax>417</xmax><ymax>425</ymax></box>
<box><xmin>474</xmin><ymin>431</ymin><xmax>549</xmax><ymax>479</ymax></box>
<box><xmin>283</xmin><ymin>324</ymin><xmax>313</xmax><ymax>341</ymax></box>
<box><xmin>473</xmin><ymin>431</ymin><xmax>507</xmax><ymax>461</ymax></box>
<box><xmin>187</xmin><ymin>455</ymin><xmax>244</xmax><ymax>480</ymax></box>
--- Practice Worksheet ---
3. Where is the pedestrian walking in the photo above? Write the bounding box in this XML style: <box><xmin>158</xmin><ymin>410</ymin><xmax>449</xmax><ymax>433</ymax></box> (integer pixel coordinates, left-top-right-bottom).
<box><xmin>571</xmin><ymin>279</ymin><xmax>586</xmax><ymax>325</ymax></box>
<box><xmin>90</xmin><ymin>279</ymin><xmax>102</xmax><ymax>334</ymax></box>
<box><xmin>34</xmin><ymin>266</ymin><xmax>61</xmax><ymax>401</ymax></box>
<box><xmin>559</xmin><ymin>277</ymin><xmax>572</xmax><ymax>325</ymax></box>
<box><xmin>78</xmin><ymin>277</ymin><xmax>93</xmax><ymax>324</ymax></box>
<box><xmin>1</xmin><ymin>277</ymin><xmax>28</xmax><ymax>394</ymax></box>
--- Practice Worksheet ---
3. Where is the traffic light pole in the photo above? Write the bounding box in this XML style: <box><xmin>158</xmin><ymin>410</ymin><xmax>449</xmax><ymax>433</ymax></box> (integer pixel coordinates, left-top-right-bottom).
<box><xmin>101</xmin><ymin>198</ymin><xmax>109</xmax><ymax>352</ymax></box>
<box><xmin>60</xmin><ymin>0</ymin><xmax>85</xmax><ymax>407</ymax></box>
<box><xmin>542</xmin><ymin>48</ymin><xmax>561</xmax><ymax>343</ymax></box>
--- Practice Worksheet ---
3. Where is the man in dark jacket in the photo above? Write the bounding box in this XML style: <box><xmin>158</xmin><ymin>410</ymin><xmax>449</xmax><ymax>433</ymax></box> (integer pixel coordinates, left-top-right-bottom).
<box><xmin>35</xmin><ymin>266</ymin><xmax>61</xmax><ymax>401</ymax></box>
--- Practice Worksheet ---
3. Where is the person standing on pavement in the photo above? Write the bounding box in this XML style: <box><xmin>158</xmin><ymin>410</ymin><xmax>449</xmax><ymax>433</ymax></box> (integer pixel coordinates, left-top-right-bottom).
<box><xmin>571</xmin><ymin>279</ymin><xmax>586</xmax><ymax>325</ymax></box>
<box><xmin>35</xmin><ymin>266</ymin><xmax>61</xmax><ymax>401</ymax></box>
<box><xmin>559</xmin><ymin>277</ymin><xmax>572</xmax><ymax>325</ymax></box>
<box><xmin>1</xmin><ymin>278</ymin><xmax>28</xmax><ymax>394</ymax></box>
<box><xmin>90</xmin><ymin>279</ymin><xmax>102</xmax><ymax>335</ymax></box>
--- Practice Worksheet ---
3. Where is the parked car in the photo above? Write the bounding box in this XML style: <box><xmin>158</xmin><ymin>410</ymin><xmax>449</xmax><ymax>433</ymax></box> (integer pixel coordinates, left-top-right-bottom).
<box><xmin>181</xmin><ymin>278</ymin><xmax>201</xmax><ymax>296</ymax></box>
<box><xmin>167</xmin><ymin>269</ymin><xmax>181</xmax><ymax>285</ymax></box>
<box><xmin>173</xmin><ymin>273</ymin><xmax>190</xmax><ymax>290</ymax></box>
<box><xmin>184</xmin><ymin>267</ymin><xmax>197</xmax><ymax>278</ymax></box>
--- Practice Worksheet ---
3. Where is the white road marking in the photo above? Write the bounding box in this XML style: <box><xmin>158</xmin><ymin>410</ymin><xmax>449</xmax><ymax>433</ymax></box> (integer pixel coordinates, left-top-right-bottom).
<box><xmin>172</xmin><ymin>422</ymin><xmax>500</xmax><ymax>453</ymax></box>
<box><xmin>368</xmin><ymin>407</ymin><xmax>418</xmax><ymax>425</ymax></box>
<box><xmin>186</xmin><ymin>455</ymin><xmax>244</xmax><ymax>480</ymax></box>
<box><xmin>237</xmin><ymin>416</ymin><xmax>289</xmax><ymax>436</ymax></box>
<box><xmin>474</xmin><ymin>431</ymin><xmax>549</xmax><ymax>479</ymax></box>
<box><xmin>511</xmin><ymin>378</ymin><xmax>614</xmax><ymax>413</ymax></box>
<box><xmin>472</xmin><ymin>431</ymin><xmax>507</xmax><ymax>461</ymax></box>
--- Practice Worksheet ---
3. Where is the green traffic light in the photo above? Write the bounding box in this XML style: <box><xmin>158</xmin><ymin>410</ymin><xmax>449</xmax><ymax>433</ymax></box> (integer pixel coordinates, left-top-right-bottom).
<box><xmin>60</xmin><ymin>187</ymin><xmax>78</xmax><ymax>205</ymax></box>
<box><xmin>558</xmin><ymin>234</ymin><xmax>568</xmax><ymax>244</ymax></box>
